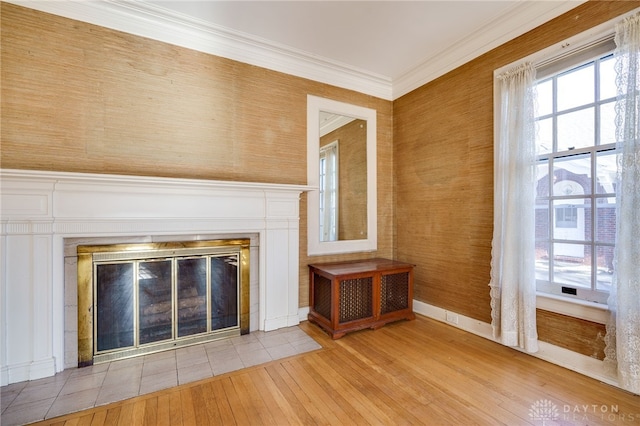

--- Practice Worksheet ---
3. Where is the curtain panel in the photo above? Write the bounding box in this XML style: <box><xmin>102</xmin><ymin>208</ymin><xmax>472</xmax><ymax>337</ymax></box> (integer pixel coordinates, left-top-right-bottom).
<box><xmin>489</xmin><ymin>63</ymin><xmax>539</xmax><ymax>353</ymax></box>
<box><xmin>604</xmin><ymin>11</ymin><xmax>640</xmax><ymax>395</ymax></box>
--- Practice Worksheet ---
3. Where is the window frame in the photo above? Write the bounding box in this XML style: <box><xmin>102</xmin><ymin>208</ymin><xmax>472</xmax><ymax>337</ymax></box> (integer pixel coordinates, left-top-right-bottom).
<box><xmin>492</xmin><ymin>13</ymin><xmax>633</xmax><ymax>316</ymax></box>
<box><xmin>534</xmin><ymin>51</ymin><xmax>617</xmax><ymax>305</ymax></box>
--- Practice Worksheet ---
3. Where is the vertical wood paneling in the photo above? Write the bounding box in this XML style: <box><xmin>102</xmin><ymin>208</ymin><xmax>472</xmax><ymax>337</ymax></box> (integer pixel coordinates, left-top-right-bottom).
<box><xmin>393</xmin><ymin>1</ymin><xmax>640</xmax><ymax>352</ymax></box>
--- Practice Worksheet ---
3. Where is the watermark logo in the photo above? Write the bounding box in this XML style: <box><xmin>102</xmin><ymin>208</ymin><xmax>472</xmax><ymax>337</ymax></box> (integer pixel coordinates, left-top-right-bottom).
<box><xmin>529</xmin><ymin>399</ymin><xmax>639</xmax><ymax>423</ymax></box>
<box><xmin>529</xmin><ymin>399</ymin><xmax>559</xmax><ymax>424</ymax></box>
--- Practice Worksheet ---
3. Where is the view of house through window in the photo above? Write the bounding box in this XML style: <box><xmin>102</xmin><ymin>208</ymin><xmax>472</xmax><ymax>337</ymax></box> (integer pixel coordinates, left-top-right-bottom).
<box><xmin>534</xmin><ymin>45</ymin><xmax>617</xmax><ymax>304</ymax></box>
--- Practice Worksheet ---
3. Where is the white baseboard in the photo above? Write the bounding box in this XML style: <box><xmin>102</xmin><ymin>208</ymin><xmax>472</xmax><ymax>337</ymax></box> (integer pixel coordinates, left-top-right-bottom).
<box><xmin>263</xmin><ymin>313</ymin><xmax>302</xmax><ymax>332</ymax></box>
<box><xmin>1</xmin><ymin>366</ymin><xmax>8</xmax><ymax>386</ymax></box>
<box><xmin>0</xmin><ymin>358</ymin><xmax>57</xmax><ymax>386</ymax></box>
<box><xmin>412</xmin><ymin>299</ymin><xmax>621</xmax><ymax>390</ymax></box>
<box><xmin>298</xmin><ymin>306</ymin><xmax>310</xmax><ymax>323</ymax></box>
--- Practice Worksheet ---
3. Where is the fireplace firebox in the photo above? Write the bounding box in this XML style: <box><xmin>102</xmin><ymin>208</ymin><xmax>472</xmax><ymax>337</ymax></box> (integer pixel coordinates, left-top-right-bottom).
<box><xmin>77</xmin><ymin>239</ymin><xmax>250</xmax><ymax>366</ymax></box>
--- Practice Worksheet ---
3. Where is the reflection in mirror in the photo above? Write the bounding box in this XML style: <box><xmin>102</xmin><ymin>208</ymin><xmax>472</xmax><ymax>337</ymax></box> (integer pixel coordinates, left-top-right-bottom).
<box><xmin>307</xmin><ymin>95</ymin><xmax>377</xmax><ymax>256</ymax></box>
<box><xmin>319</xmin><ymin>138</ymin><xmax>339</xmax><ymax>241</ymax></box>
<box><xmin>319</xmin><ymin>113</ymin><xmax>367</xmax><ymax>241</ymax></box>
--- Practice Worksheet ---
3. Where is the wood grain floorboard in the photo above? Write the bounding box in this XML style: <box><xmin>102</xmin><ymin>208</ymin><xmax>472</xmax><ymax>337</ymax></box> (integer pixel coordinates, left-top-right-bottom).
<box><xmin>263</xmin><ymin>363</ymin><xmax>324</xmax><ymax>425</ymax></box>
<box><xmin>31</xmin><ymin>316</ymin><xmax>639</xmax><ymax>425</ymax></box>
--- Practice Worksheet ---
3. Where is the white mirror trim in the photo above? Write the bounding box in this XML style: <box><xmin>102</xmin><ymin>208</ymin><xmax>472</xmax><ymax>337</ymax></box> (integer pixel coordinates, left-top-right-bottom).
<box><xmin>307</xmin><ymin>95</ymin><xmax>377</xmax><ymax>256</ymax></box>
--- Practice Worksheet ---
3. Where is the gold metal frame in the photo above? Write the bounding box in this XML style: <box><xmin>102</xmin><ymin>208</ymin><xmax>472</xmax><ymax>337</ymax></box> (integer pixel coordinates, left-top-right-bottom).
<box><xmin>77</xmin><ymin>239</ymin><xmax>250</xmax><ymax>367</ymax></box>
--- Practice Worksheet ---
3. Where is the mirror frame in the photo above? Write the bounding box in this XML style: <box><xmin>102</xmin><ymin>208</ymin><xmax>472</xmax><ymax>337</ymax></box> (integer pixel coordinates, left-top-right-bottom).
<box><xmin>307</xmin><ymin>95</ymin><xmax>377</xmax><ymax>256</ymax></box>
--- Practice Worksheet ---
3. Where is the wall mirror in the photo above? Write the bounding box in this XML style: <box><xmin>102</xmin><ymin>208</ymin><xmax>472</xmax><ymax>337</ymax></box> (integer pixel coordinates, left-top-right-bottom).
<box><xmin>307</xmin><ymin>95</ymin><xmax>377</xmax><ymax>256</ymax></box>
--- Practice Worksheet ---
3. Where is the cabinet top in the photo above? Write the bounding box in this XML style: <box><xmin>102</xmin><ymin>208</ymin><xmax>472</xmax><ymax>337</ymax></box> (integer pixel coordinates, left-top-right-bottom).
<box><xmin>308</xmin><ymin>257</ymin><xmax>413</xmax><ymax>276</ymax></box>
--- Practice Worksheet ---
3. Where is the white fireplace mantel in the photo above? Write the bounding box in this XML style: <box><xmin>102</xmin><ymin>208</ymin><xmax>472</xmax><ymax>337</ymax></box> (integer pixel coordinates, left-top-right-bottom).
<box><xmin>0</xmin><ymin>169</ymin><xmax>311</xmax><ymax>385</ymax></box>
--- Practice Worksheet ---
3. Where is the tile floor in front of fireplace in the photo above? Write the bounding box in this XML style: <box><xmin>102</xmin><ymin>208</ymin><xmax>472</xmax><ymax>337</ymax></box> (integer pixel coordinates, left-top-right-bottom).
<box><xmin>1</xmin><ymin>325</ymin><xmax>322</xmax><ymax>426</ymax></box>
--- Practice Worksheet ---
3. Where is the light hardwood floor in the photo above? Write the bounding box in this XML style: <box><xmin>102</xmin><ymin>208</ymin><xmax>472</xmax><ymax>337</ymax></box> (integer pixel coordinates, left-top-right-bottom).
<box><xmin>32</xmin><ymin>316</ymin><xmax>639</xmax><ymax>425</ymax></box>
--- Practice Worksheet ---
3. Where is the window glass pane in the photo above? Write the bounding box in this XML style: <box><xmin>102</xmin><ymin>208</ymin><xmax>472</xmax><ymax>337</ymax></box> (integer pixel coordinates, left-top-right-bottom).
<box><xmin>596</xmin><ymin>150</ymin><xmax>617</xmax><ymax>194</ymax></box>
<box><xmin>596</xmin><ymin>246</ymin><xmax>614</xmax><ymax>291</ymax></box>
<box><xmin>596</xmin><ymin>197</ymin><xmax>617</xmax><ymax>244</ymax></box>
<box><xmin>553</xmin><ymin>243</ymin><xmax>591</xmax><ymax>288</ymax></box>
<box><xmin>536</xmin><ymin>79</ymin><xmax>553</xmax><ymax>117</ymax></box>
<box><xmin>139</xmin><ymin>260</ymin><xmax>173</xmax><ymax>344</ymax></box>
<box><xmin>535</xmin><ymin>241</ymin><xmax>550</xmax><ymax>282</ymax></box>
<box><xmin>177</xmin><ymin>257</ymin><xmax>208</xmax><ymax>338</ymax></box>
<box><xmin>557</xmin><ymin>64</ymin><xmax>594</xmax><ymax>111</ymax></box>
<box><xmin>600</xmin><ymin>56</ymin><xmax>616</xmax><ymax>100</ymax></box>
<box><xmin>557</xmin><ymin>108</ymin><xmax>594</xmax><ymax>151</ymax></box>
<box><xmin>96</xmin><ymin>263</ymin><xmax>134</xmax><ymax>352</ymax></box>
<box><xmin>535</xmin><ymin>159</ymin><xmax>550</xmax><ymax>197</ymax></box>
<box><xmin>535</xmin><ymin>117</ymin><xmax>553</xmax><ymax>155</ymax></box>
<box><xmin>599</xmin><ymin>101</ymin><xmax>617</xmax><ymax>145</ymax></box>
<box><xmin>210</xmin><ymin>255</ymin><xmax>238</xmax><ymax>330</ymax></box>
<box><xmin>535</xmin><ymin>200</ymin><xmax>550</xmax><ymax>241</ymax></box>
<box><xmin>533</xmin><ymin>46</ymin><xmax>616</xmax><ymax>302</ymax></box>
<box><xmin>552</xmin><ymin>154</ymin><xmax>591</xmax><ymax>195</ymax></box>
<box><xmin>553</xmin><ymin>198</ymin><xmax>590</xmax><ymax>241</ymax></box>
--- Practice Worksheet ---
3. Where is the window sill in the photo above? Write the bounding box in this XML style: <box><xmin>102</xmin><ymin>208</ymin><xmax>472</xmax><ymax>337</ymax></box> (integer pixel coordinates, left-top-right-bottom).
<box><xmin>536</xmin><ymin>292</ymin><xmax>609</xmax><ymax>324</ymax></box>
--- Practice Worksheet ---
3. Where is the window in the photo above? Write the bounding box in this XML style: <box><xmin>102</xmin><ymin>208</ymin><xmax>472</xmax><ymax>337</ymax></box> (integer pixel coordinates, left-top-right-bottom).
<box><xmin>555</xmin><ymin>205</ymin><xmax>578</xmax><ymax>228</ymax></box>
<box><xmin>534</xmin><ymin>43</ymin><xmax>617</xmax><ymax>304</ymax></box>
<box><xmin>319</xmin><ymin>140</ymin><xmax>339</xmax><ymax>241</ymax></box>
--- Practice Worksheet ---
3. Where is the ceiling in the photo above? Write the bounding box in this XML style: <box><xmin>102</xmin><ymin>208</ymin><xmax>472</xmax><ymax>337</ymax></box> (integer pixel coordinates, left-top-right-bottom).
<box><xmin>9</xmin><ymin>0</ymin><xmax>586</xmax><ymax>100</ymax></box>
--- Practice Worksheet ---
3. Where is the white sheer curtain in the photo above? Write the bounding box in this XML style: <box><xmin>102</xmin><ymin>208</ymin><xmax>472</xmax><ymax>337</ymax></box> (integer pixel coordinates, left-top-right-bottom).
<box><xmin>604</xmin><ymin>12</ymin><xmax>640</xmax><ymax>395</ymax></box>
<box><xmin>489</xmin><ymin>62</ymin><xmax>539</xmax><ymax>353</ymax></box>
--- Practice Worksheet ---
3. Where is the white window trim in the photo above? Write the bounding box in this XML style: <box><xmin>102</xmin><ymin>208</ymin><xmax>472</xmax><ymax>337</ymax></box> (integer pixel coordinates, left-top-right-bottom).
<box><xmin>536</xmin><ymin>292</ymin><xmax>609</xmax><ymax>324</ymax></box>
<box><xmin>493</xmin><ymin>10</ymin><xmax>638</xmax><ymax>319</ymax></box>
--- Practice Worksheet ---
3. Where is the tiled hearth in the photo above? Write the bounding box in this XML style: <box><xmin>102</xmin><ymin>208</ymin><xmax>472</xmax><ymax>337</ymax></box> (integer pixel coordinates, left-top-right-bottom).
<box><xmin>1</xmin><ymin>325</ymin><xmax>321</xmax><ymax>425</ymax></box>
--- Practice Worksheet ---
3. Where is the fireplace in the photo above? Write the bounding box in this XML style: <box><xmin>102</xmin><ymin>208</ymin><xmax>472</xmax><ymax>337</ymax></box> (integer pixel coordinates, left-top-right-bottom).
<box><xmin>77</xmin><ymin>239</ymin><xmax>250</xmax><ymax>366</ymax></box>
<box><xmin>1</xmin><ymin>169</ymin><xmax>308</xmax><ymax>385</ymax></box>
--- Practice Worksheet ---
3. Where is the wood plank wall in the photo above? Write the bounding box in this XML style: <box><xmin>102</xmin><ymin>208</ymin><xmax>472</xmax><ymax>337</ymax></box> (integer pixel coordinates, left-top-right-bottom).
<box><xmin>0</xmin><ymin>2</ymin><xmax>394</xmax><ymax>309</ymax></box>
<box><xmin>393</xmin><ymin>1</ymin><xmax>640</xmax><ymax>358</ymax></box>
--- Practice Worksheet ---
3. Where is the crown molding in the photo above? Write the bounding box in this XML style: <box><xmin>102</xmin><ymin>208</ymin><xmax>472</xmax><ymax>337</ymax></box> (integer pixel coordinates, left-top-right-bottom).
<box><xmin>8</xmin><ymin>0</ymin><xmax>393</xmax><ymax>99</ymax></box>
<box><xmin>392</xmin><ymin>0</ymin><xmax>587</xmax><ymax>99</ymax></box>
<box><xmin>7</xmin><ymin>0</ymin><xmax>585</xmax><ymax>101</ymax></box>
<box><xmin>319</xmin><ymin>112</ymin><xmax>356</xmax><ymax>137</ymax></box>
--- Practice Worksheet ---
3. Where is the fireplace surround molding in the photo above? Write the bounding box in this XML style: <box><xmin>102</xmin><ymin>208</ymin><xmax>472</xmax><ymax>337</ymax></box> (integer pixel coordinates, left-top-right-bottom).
<box><xmin>0</xmin><ymin>168</ymin><xmax>310</xmax><ymax>385</ymax></box>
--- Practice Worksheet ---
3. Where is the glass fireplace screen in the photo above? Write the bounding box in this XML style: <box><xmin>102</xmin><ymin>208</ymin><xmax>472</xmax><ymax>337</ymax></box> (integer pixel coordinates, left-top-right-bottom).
<box><xmin>77</xmin><ymin>240</ymin><xmax>249</xmax><ymax>365</ymax></box>
<box><xmin>95</xmin><ymin>253</ymin><xmax>239</xmax><ymax>353</ymax></box>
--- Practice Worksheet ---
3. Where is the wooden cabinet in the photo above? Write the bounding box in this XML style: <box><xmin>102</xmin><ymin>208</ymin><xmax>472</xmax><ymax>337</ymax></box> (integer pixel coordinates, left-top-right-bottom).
<box><xmin>308</xmin><ymin>258</ymin><xmax>415</xmax><ymax>339</ymax></box>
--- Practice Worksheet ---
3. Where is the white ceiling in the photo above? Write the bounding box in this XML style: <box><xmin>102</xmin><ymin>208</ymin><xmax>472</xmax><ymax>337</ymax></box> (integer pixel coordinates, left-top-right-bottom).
<box><xmin>9</xmin><ymin>0</ymin><xmax>586</xmax><ymax>99</ymax></box>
